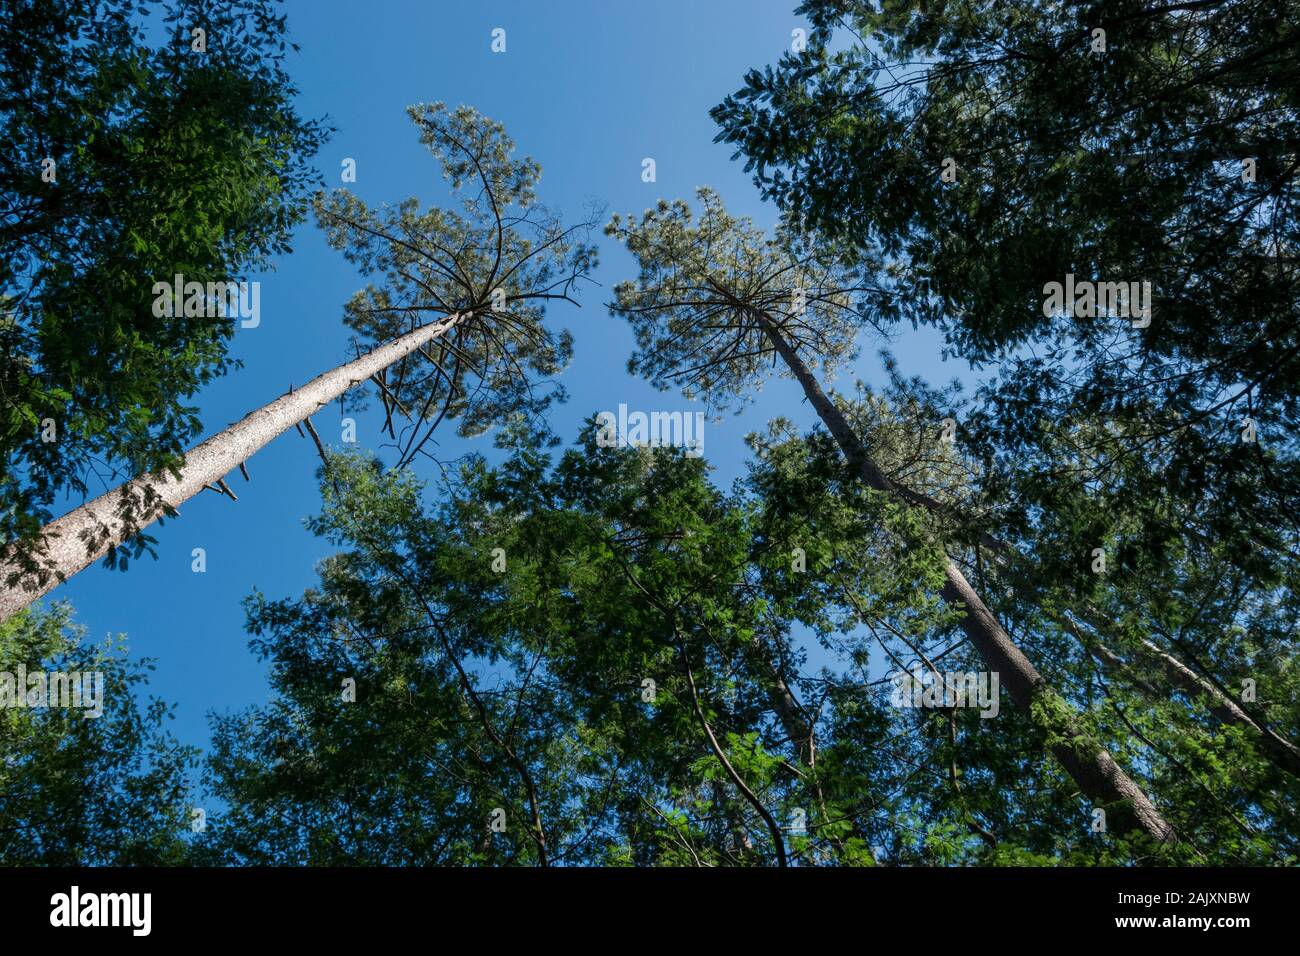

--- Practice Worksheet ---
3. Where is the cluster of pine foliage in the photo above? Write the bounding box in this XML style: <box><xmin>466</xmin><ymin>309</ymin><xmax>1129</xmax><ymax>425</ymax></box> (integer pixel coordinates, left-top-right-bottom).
<box><xmin>2</xmin><ymin>0</ymin><xmax>1297</xmax><ymax>865</ymax></box>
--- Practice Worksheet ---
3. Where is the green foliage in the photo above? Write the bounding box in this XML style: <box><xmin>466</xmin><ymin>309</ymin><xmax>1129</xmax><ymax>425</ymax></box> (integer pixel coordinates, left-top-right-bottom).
<box><xmin>192</xmin><ymin>399</ymin><xmax>1300</xmax><ymax>865</ymax></box>
<box><xmin>10</xmin><ymin>0</ymin><xmax>1298</xmax><ymax>870</ymax></box>
<box><xmin>711</xmin><ymin>0</ymin><xmax>1300</xmax><ymax>589</ymax></box>
<box><xmin>704</xmin><ymin>0</ymin><xmax>1300</xmax><ymax>862</ymax></box>
<box><xmin>1</xmin><ymin>0</ymin><xmax>328</xmax><ymax>571</ymax></box>
<box><xmin>313</xmin><ymin>103</ymin><xmax>598</xmax><ymax>454</ymax></box>
<box><xmin>0</xmin><ymin>603</ymin><xmax>196</xmax><ymax>864</ymax></box>
<box><xmin>607</xmin><ymin>187</ymin><xmax>881</xmax><ymax>413</ymax></box>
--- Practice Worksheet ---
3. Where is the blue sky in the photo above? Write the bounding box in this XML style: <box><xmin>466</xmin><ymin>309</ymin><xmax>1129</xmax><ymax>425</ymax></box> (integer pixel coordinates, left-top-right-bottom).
<box><xmin>48</xmin><ymin>0</ymin><xmax>959</xmax><ymax>765</ymax></box>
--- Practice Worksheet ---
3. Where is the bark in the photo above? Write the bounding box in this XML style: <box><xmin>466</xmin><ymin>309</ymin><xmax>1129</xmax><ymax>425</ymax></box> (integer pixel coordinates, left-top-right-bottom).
<box><xmin>0</xmin><ymin>313</ymin><xmax>468</xmax><ymax>624</ymax></box>
<box><xmin>758</xmin><ymin>314</ymin><xmax>1177</xmax><ymax>843</ymax></box>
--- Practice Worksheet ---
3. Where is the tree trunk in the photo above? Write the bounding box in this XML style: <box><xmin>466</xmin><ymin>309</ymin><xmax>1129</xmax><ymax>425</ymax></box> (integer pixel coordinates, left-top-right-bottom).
<box><xmin>1132</xmin><ymin>635</ymin><xmax>1300</xmax><ymax>778</ymax></box>
<box><xmin>748</xmin><ymin>631</ymin><xmax>860</xmax><ymax>862</ymax></box>
<box><xmin>0</xmin><ymin>313</ymin><xmax>468</xmax><ymax>624</ymax></box>
<box><xmin>759</xmin><ymin>315</ymin><xmax>1177</xmax><ymax>843</ymax></box>
<box><xmin>750</xmin><ymin>633</ymin><xmax>815</xmax><ymax>766</ymax></box>
<box><xmin>1083</xmin><ymin>624</ymin><xmax>1300</xmax><ymax>780</ymax></box>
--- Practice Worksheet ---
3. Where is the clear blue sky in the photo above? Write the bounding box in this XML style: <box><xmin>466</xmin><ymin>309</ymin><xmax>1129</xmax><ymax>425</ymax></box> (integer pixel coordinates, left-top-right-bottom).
<box><xmin>50</xmin><ymin>0</ymin><xmax>959</xmax><ymax>764</ymax></box>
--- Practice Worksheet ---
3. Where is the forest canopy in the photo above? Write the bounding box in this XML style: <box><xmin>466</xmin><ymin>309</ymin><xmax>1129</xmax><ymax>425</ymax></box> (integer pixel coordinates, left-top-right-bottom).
<box><xmin>1</xmin><ymin>0</ymin><xmax>1296</xmax><ymax>869</ymax></box>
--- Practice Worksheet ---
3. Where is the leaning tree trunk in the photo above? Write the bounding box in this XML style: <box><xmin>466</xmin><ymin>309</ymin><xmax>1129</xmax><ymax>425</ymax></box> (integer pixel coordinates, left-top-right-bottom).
<box><xmin>0</xmin><ymin>313</ymin><xmax>468</xmax><ymax>624</ymax></box>
<box><xmin>932</xmin><ymin>486</ymin><xmax>1300</xmax><ymax>783</ymax></box>
<box><xmin>1129</xmin><ymin>635</ymin><xmax>1300</xmax><ymax>779</ymax></box>
<box><xmin>749</xmin><ymin>632</ymin><xmax>815</xmax><ymax>767</ymax></box>
<box><xmin>1081</xmin><ymin>623</ymin><xmax>1300</xmax><ymax>780</ymax></box>
<box><xmin>759</xmin><ymin>314</ymin><xmax>1177</xmax><ymax>843</ymax></box>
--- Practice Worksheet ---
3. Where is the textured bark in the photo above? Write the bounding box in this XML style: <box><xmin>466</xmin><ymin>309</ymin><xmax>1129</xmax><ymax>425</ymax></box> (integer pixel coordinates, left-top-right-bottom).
<box><xmin>0</xmin><ymin>313</ymin><xmax>467</xmax><ymax>624</ymax></box>
<box><xmin>759</xmin><ymin>315</ymin><xmax>1177</xmax><ymax>843</ymax></box>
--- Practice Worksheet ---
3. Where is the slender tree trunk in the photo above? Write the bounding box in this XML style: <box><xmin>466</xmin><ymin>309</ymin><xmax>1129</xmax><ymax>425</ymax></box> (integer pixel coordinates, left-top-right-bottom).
<box><xmin>1131</xmin><ymin>636</ymin><xmax>1300</xmax><ymax>778</ymax></box>
<box><xmin>759</xmin><ymin>315</ymin><xmax>1177</xmax><ymax>843</ymax></box>
<box><xmin>0</xmin><ymin>313</ymin><xmax>468</xmax><ymax>624</ymax></box>
<box><xmin>750</xmin><ymin>634</ymin><xmax>815</xmax><ymax>766</ymax></box>
<box><xmin>1083</xmin><ymin>624</ymin><xmax>1300</xmax><ymax>780</ymax></box>
<box><xmin>681</xmin><ymin>646</ymin><xmax>789</xmax><ymax>866</ymax></box>
<box><xmin>748</xmin><ymin>632</ymin><xmax>860</xmax><ymax>862</ymax></box>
